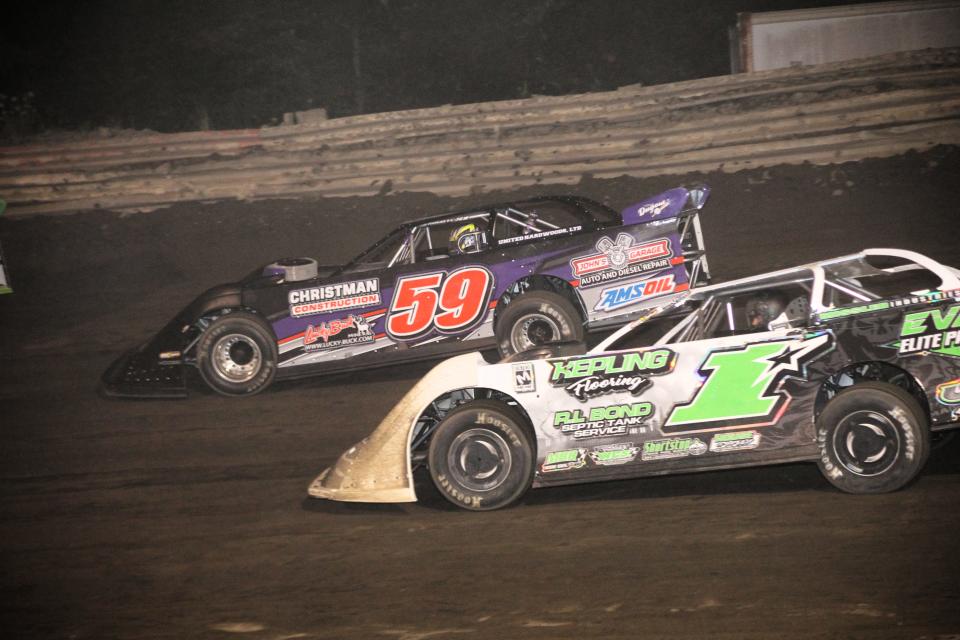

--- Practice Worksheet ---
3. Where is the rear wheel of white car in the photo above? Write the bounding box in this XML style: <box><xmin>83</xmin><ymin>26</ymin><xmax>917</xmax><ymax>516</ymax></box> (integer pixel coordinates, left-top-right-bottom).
<box><xmin>196</xmin><ymin>311</ymin><xmax>278</xmax><ymax>397</ymax></box>
<box><xmin>816</xmin><ymin>382</ymin><xmax>929</xmax><ymax>493</ymax></box>
<box><xmin>496</xmin><ymin>291</ymin><xmax>583</xmax><ymax>358</ymax></box>
<box><xmin>428</xmin><ymin>400</ymin><xmax>534</xmax><ymax>511</ymax></box>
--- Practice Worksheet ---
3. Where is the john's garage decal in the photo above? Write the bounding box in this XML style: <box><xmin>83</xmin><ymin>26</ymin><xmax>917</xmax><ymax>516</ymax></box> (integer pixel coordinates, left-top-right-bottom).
<box><xmin>289</xmin><ymin>279</ymin><xmax>381</xmax><ymax>318</ymax></box>
<box><xmin>570</xmin><ymin>234</ymin><xmax>674</xmax><ymax>287</ymax></box>
<box><xmin>550</xmin><ymin>349</ymin><xmax>676</xmax><ymax>401</ymax></box>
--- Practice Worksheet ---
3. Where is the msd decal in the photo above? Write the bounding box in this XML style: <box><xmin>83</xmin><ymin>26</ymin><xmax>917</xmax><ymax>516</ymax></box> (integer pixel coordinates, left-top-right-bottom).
<box><xmin>594</xmin><ymin>274</ymin><xmax>679</xmax><ymax>312</ymax></box>
<box><xmin>570</xmin><ymin>234</ymin><xmax>674</xmax><ymax>287</ymax></box>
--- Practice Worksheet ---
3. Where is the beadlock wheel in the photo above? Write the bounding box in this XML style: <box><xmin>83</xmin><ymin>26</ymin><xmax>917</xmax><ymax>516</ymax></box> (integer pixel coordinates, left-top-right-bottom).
<box><xmin>211</xmin><ymin>333</ymin><xmax>263</xmax><ymax>383</ymax></box>
<box><xmin>509</xmin><ymin>313</ymin><xmax>562</xmax><ymax>353</ymax></box>
<box><xmin>196</xmin><ymin>312</ymin><xmax>278</xmax><ymax>397</ymax></box>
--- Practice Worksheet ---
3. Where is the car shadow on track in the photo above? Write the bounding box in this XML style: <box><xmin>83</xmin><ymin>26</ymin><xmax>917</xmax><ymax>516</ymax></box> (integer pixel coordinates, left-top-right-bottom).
<box><xmin>300</xmin><ymin>434</ymin><xmax>960</xmax><ymax>514</ymax></box>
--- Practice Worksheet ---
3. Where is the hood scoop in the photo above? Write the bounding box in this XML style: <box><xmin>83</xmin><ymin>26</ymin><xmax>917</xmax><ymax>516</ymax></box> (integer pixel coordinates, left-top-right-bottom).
<box><xmin>264</xmin><ymin>257</ymin><xmax>319</xmax><ymax>282</ymax></box>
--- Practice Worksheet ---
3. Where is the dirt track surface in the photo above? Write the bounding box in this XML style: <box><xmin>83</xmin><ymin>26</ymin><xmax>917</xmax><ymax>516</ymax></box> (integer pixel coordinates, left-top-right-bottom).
<box><xmin>2</xmin><ymin>147</ymin><xmax>959</xmax><ymax>639</ymax></box>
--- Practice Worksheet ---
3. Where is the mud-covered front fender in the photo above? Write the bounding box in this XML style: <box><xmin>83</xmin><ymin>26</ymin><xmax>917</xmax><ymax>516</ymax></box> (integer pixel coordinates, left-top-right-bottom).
<box><xmin>308</xmin><ymin>352</ymin><xmax>483</xmax><ymax>503</ymax></box>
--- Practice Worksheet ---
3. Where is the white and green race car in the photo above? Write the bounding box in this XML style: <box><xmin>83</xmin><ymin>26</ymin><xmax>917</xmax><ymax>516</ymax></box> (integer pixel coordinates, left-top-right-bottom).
<box><xmin>309</xmin><ymin>248</ymin><xmax>960</xmax><ymax>510</ymax></box>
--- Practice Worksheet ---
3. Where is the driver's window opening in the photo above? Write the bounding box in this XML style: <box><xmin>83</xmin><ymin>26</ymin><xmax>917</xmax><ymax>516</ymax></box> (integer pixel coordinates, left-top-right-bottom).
<box><xmin>701</xmin><ymin>281</ymin><xmax>812</xmax><ymax>339</ymax></box>
<box><xmin>607</xmin><ymin>302</ymin><xmax>702</xmax><ymax>351</ymax></box>
<box><xmin>492</xmin><ymin>202</ymin><xmax>583</xmax><ymax>241</ymax></box>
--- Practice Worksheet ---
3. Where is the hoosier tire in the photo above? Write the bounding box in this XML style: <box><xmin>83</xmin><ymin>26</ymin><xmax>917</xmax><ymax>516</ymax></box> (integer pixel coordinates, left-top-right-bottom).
<box><xmin>196</xmin><ymin>311</ymin><xmax>278</xmax><ymax>397</ymax></box>
<box><xmin>428</xmin><ymin>400</ymin><xmax>535</xmax><ymax>511</ymax></box>
<box><xmin>816</xmin><ymin>382</ymin><xmax>929</xmax><ymax>493</ymax></box>
<box><xmin>496</xmin><ymin>290</ymin><xmax>584</xmax><ymax>358</ymax></box>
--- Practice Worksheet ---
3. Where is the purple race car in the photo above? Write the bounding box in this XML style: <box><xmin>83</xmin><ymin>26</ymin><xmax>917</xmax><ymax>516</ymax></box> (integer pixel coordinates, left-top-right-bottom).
<box><xmin>102</xmin><ymin>186</ymin><xmax>711</xmax><ymax>397</ymax></box>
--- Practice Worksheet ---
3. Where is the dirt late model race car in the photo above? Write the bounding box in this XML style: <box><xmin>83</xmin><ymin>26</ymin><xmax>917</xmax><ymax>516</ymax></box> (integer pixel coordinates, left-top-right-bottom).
<box><xmin>308</xmin><ymin>248</ymin><xmax>960</xmax><ymax>510</ymax></box>
<box><xmin>102</xmin><ymin>186</ymin><xmax>710</xmax><ymax>397</ymax></box>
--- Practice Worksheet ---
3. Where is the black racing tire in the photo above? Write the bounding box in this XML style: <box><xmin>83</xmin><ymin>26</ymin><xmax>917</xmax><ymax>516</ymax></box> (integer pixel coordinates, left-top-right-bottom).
<box><xmin>496</xmin><ymin>290</ymin><xmax>584</xmax><ymax>358</ymax></box>
<box><xmin>816</xmin><ymin>382</ymin><xmax>929</xmax><ymax>493</ymax></box>
<box><xmin>195</xmin><ymin>311</ymin><xmax>278</xmax><ymax>397</ymax></box>
<box><xmin>427</xmin><ymin>400</ymin><xmax>535</xmax><ymax>511</ymax></box>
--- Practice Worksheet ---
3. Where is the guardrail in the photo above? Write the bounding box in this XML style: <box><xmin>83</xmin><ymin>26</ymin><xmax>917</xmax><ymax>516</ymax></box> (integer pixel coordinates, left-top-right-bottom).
<box><xmin>1</xmin><ymin>47</ymin><xmax>959</xmax><ymax>216</ymax></box>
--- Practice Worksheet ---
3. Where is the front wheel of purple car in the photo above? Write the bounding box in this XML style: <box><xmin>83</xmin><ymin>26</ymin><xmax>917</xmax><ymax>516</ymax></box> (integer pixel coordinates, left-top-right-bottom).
<box><xmin>816</xmin><ymin>382</ymin><xmax>929</xmax><ymax>493</ymax></box>
<box><xmin>196</xmin><ymin>311</ymin><xmax>278</xmax><ymax>397</ymax></box>
<box><xmin>428</xmin><ymin>400</ymin><xmax>535</xmax><ymax>511</ymax></box>
<box><xmin>496</xmin><ymin>291</ymin><xmax>584</xmax><ymax>358</ymax></box>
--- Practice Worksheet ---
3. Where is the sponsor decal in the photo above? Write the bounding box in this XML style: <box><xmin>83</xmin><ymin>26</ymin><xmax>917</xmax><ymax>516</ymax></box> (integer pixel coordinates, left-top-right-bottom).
<box><xmin>709</xmin><ymin>430</ymin><xmax>761</xmax><ymax>453</ymax></box>
<box><xmin>552</xmin><ymin>402</ymin><xmax>653</xmax><ymax>439</ymax></box>
<box><xmin>498</xmin><ymin>225</ymin><xmax>582</xmax><ymax>246</ymax></box>
<box><xmin>513</xmin><ymin>362</ymin><xmax>536</xmax><ymax>393</ymax></box>
<box><xmin>935</xmin><ymin>378</ymin><xmax>960</xmax><ymax>405</ymax></box>
<box><xmin>590</xmin><ymin>443</ymin><xmax>641</xmax><ymax>466</ymax></box>
<box><xmin>540</xmin><ymin>448</ymin><xmax>587</xmax><ymax>473</ymax></box>
<box><xmin>289</xmin><ymin>278</ymin><xmax>380</xmax><ymax>318</ymax></box>
<box><xmin>550</xmin><ymin>348</ymin><xmax>676</xmax><ymax>402</ymax></box>
<box><xmin>635</xmin><ymin>198</ymin><xmax>672</xmax><ymax>218</ymax></box>
<box><xmin>571</xmin><ymin>234</ymin><xmax>673</xmax><ymax>287</ymax></box>
<box><xmin>663</xmin><ymin>333</ymin><xmax>833</xmax><ymax>433</ymax></box>
<box><xmin>897</xmin><ymin>303</ymin><xmax>960</xmax><ymax>358</ymax></box>
<box><xmin>302</xmin><ymin>314</ymin><xmax>375</xmax><ymax>351</ymax></box>
<box><xmin>642</xmin><ymin>437</ymin><xmax>707</xmax><ymax>461</ymax></box>
<box><xmin>386</xmin><ymin>266</ymin><xmax>494</xmax><ymax>339</ymax></box>
<box><xmin>594</xmin><ymin>274</ymin><xmax>678</xmax><ymax>312</ymax></box>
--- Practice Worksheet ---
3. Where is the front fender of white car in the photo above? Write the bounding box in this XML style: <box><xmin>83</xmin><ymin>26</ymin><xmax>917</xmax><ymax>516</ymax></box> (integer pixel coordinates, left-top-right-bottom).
<box><xmin>308</xmin><ymin>352</ymin><xmax>483</xmax><ymax>503</ymax></box>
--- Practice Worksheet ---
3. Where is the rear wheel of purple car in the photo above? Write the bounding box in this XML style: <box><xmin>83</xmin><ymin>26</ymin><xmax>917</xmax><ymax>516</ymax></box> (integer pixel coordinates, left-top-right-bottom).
<box><xmin>196</xmin><ymin>311</ymin><xmax>278</xmax><ymax>397</ymax></box>
<box><xmin>496</xmin><ymin>291</ymin><xmax>583</xmax><ymax>357</ymax></box>
<box><xmin>816</xmin><ymin>382</ymin><xmax>929</xmax><ymax>493</ymax></box>
<box><xmin>428</xmin><ymin>400</ymin><xmax>535</xmax><ymax>511</ymax></box>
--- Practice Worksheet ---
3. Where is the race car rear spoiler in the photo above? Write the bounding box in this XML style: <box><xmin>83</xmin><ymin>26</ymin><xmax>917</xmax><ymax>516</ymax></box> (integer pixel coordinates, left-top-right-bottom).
<box><xmin>620</xmin><ymin>185</ymin><xmax>711</xmax><ymax>290</ymax></box>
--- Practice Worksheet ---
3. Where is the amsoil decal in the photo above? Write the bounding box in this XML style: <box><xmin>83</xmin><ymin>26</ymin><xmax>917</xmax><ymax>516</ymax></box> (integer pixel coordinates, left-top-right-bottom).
<box><xmin>590</xmin><ymin>443</ymin><xmax>641</xmax><ymax>466</ymax></box>
<box><xmin>289</xmin><ymin>279</ymin><xmax>380</xmax><ymax>318</ymax></box>
<box><xmin>540</xmin><ymin>448</ymin><xmax>587</xmax><ymax>473</ymax></box>
<box><xmin>663</xmin><ymin>334</ymin><xmax>833</xmax><ymax>434</ymax></box>
<box><xmin>550</xmin><ymin>348</ymin><xmax>676</xmax><ymax>401</ymax></box>
<box><xmin>552</xmin><ymin>402</ymin><xmax>653</xmax><ymax>439</ymax></box>
<box><xmin>386</xmin><ymin>266</ymin><xmax>494</xmax><ymax>340</ymax></box>
<box><xmin>303</xmin><ymin>315</ymin><xmax>375</xmax><ymax>351</ymax></box>
<box><xmin>594</xmin><ymin>274</ymin><xmax>679</xmax><ymax>312</ymax></box>
<box><xmin>571</xmin><ymin>234</ymin><xmax>673</xmax><ymax>287</ymax></box>
<box><xmin>898</xmin><ymin>303</ymin><xmax>960</xmax><ymax>358</ymax></box>
<box><xmin>642</xmin><ymin>437</ymin><xmax>707</xmax><ymax>461</ymax></box>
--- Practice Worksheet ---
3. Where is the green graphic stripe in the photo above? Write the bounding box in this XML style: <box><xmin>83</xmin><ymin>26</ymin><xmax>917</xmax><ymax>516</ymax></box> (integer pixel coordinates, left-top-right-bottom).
<box><xmin>818</xmin><ymin>301</ymin><xmax>890</xmax><ymax>321</ymax></box>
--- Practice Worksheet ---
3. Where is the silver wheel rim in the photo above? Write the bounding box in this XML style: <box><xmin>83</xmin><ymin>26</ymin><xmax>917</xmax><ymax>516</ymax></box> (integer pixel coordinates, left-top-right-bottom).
<box><xmin>447</xmin><ymin>428</ymin><xmax>513</xmax><ymax>492</ymax></box>
<box><xmin>510</xmin><ymin>312</ymin><xmax>561</xmax><ymax>352</ymax></box>
<box><xmin>211</xmin><ymin>333</ymin><xmax>262</xmax><ymax>383</ymax></box>
<box><xmin>833</xmin><ymin>410</ymin><xmax>901</xmax><ymax>477</ymax></box>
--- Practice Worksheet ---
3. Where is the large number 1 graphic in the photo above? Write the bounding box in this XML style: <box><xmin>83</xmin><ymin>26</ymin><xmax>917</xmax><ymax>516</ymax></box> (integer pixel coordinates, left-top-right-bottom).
<box><xmin>387</xmin><ymin>267</ymin><xmax>494</xmax><ymax>339</ymax></box>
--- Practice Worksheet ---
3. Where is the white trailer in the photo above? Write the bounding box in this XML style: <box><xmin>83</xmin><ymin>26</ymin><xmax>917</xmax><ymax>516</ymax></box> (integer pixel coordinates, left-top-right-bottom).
<box><xmin>731</xmin><ymin>0</ymin><xmax>960</xmax><ymax>73</ymax></box>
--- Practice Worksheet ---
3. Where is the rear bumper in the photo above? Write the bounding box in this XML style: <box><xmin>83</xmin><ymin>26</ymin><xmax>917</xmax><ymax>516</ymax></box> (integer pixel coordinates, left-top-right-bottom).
<box><xmin>100</xmin><ymin>348</ymin><xmax>188</xmax><ymax>399</ymax></box>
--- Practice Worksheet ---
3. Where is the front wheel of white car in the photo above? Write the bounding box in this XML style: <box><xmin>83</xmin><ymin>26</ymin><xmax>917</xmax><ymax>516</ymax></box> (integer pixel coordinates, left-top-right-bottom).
<box><xmin>428</xmin><ymin>400</ymin><xmax>535</xmax><ymax>511</ymax></box>
<box><xmin>816</xmin><ymin>382</ymin><xmax>929</xmax><ymax>493</ymax></box>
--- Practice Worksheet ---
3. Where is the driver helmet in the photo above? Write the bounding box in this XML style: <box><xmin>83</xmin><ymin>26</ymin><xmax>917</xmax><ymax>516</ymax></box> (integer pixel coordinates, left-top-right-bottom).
<box><xmin>745</xmin><ymin>290</ymin><xmax>788</xmax><ymax>330</ymax></box>
<box><xmin>449</xmin><ymin>223</ymin><xmax>479</xmax><ymax>255</ymax></box>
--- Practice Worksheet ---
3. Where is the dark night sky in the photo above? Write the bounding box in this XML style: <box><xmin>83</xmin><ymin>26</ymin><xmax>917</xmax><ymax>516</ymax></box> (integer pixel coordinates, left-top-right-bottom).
<box><xmin>1</xmin><ymin>0</ymin><xmax>877</xmax><ymax>136</ymax></box>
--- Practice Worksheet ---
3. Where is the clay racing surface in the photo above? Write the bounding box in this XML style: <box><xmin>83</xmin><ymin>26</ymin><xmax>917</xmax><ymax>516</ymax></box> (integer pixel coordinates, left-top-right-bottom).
<box><xmin>1</xmin><ymin>147</ymin><xmax>959</xmax><ymax>639</ymax></box>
